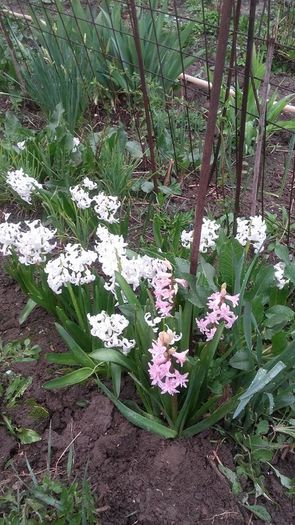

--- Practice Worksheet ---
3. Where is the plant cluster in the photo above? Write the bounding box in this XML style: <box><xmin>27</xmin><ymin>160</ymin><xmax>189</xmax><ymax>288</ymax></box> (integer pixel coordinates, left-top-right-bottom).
<box><xmin>1</xmin><ymin>161</ymin><xmax>294</xmax><ymax>439</ymax></box>
<box><xmin>0</xmin><ymin>338</ymin><xmax>44</xmax><ymax>445</ymax></box>
<box><xmin>0</xmin><ymin>2</ymin><xmax>295</xmax><ymax>519</ymax></box>
<box><xmin>4</xmin><ymin>0</ymin><xmax>194</xmax><ymax>130</ymax></box>
<box><xmin>0</xmin><ymin>434</ymin><xmax>98</xmax><ymax>525</ymax></box>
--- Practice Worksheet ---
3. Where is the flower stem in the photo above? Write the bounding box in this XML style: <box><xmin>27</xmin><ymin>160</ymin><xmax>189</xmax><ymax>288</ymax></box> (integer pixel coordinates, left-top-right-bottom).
<box><xmin>171</xmin><ymin>395</ymin><xmax>178</xmax><ymax>422</ymax></box>
<box><xmin>67</xmin><ymin>283</ymin><xmax>85</xmax><ymax>329</ymax></box>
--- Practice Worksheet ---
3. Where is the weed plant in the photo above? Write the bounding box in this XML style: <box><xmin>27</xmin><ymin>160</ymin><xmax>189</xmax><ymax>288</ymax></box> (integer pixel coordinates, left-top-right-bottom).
<box><xmin>0</xmin><ymin>432</ymin><xmax>98</xmax><ymax>524</ymax></box>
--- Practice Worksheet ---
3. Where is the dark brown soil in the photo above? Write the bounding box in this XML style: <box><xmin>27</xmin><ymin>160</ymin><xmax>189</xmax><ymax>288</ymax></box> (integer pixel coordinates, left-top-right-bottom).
<box><xmin>1</xmin><ymin>256</ymin><xmax>295</xmax><ymax>525</ymax></box>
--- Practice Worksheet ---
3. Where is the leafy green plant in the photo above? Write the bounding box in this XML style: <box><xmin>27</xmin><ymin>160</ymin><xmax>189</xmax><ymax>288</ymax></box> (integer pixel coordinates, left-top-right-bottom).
<box><xmin>0</xmin><ymin>108</ymin><xmax>82</xmax><ymax>199</ymax></box>
<box><xmin>0</xmin><ymin>452</ymin><xmax>98</xmax><ymax>524</ymax></box>
<box><xmin>5</xmin><ymin>0</ymin><xmax>193</xmax><ymax>129</ymax></box>
<box><xmin>0</xmin><ymin>24</ymin><xmax>18</xmax><ymax>92</ymax></box>
<box><xmin>95</xmin><ymin>125</ymin><xmax>139</xmax><ymax>197</ymax></box>
<box><xmin>1</xmin><ymin>168</ymin><xmax>295</xmax><ymax>439</ymax></box>
<box><xmin>41</xmin><ymin>220</ymin><xmax>295</xmax><ymax>438</ymax></box>
<box><xmin>0</xmin><ymin>371</ymin><xmax>41</xmax><ymax>445</ymax></box>
<box><xmin>11</xmin><ymin>0</ymin><xmax>109</xmax><ymax>130</ymax></box>
<box><xmin>215</xmin><ymin>417</ymin><xmax>295</xmax><ymax>523</ymax></box>
<box><xmin>150</xmin><ymin>91</ymin><xmax>204</xmax><ymax>172</ymax></box>
<box><xmin>0</xmin><ymin>339</ymin><xmax>41</xmax><ymax>366</ymax></box>
<box><xmin>96</xmin><ymin>0</ymin><xmax>194</xmax><ymax>92</ymax></box>
<box><xmin>221</xmin><ymin>49</ymin><xmax>295</xmax><ymax>155</ymax></box>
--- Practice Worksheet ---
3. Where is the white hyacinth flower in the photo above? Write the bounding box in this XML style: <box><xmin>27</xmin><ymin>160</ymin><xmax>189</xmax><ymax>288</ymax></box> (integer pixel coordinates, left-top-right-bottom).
<box><xmin>235</xmin><ymin>215</ymin><xmax>267</xmax><ymax>253</ymax></box>
<box><xmin>87</xmin><ymin>310</ymin><xmax>135</xmax><ymax>354</ymax></box>
<box><xmin>0</xmin><ymin>216</ymin><xmax>56</xmax><ymax>264</ymax></box>
<box><xmin>0</xmin><ymin>217</ymin><xmax>21</xmax><ymax>255</ymax></box>
<box><xmin>6</xmin><ymin>169</ymin><xmax>42</xmax><ymax>204</ymax></box>
<box><xmin>181</xmin><ymin>229</ymin><xmax>193</xmax><ymax>249</ymax></box>
<box><xmin>44</xmin><ymin>243</ymin><xmax>97</xmax><ymax>294</ymax></box>
<box><xmin>144</xmin><ymin>313</ymin><xmax>162</xmax><ymax>332</ymax></box>
<box><xmin>181</xmin><ymin>218</ymin><xmax>220</xmax><ymax>252</ymax></box>
<box><xmin>70</xmin><ymin>185</ymin><xmax>92</xmax><ymax>209</ymax></box>
<box><xmin>16</xmin><ymin>140</ymin><xmax>26</xmax><ymax>151</ymax></box>
<box><xmin>92</xmin><ymin>193</ymin><xmax>120</xmax><ymax>223</ymax></box>
<box><xmin>95</xmin><ymin>226</ymin><xmax>163</xmax><ymax>293</ymax></box>
<box><xmin>69</xmin><ymin>179</ymin><xmax>120</xmax><ymax>223</ymax></box>
<box><xmin>72</xmin><ymin>137</ymin><xmax>80</xmax><ymax>152</ymax></box>
<box><xmin>274</xmin><ymin>262</ymin><xmax>289</xmax><ymax>289</ymax></box>
<box><xmin>95</xmin><ymin>226</ymin><xmax>127</xmax><ymax>290</ymax></box>
<box><xmin>82</xmin><ymin>177</ymin><xmax>97</xmax><ymax>190</ymax></box>
<box><xmin>15</xmin><ymin>220</ymin><xmax>56</xmax><ymax>265</ymax></box>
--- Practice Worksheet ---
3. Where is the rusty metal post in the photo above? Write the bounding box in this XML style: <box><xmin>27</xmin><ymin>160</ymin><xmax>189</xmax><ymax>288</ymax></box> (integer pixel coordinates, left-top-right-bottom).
<box><xmin>233</xmin><ymin>0</ymin><xmax>257</xmax><ymax>230</ymax></box>
<box><xmin>190</xmin><ymin>0</ymin><xmax>232</xmax><ymax>275</ymax></box>
<box><xmin>209</xmin><ymin>0</ymin><xmax>242</xmax><ymax>184</ymax></box>
<box><xmin>287</xmin><ymin>152</ymin><xmax>295</xmax><ymax>246</ymax></box>
<box><xmin>127</xmin><ymin>0</ymin><xmax>158</xmax><ymax>191</ymax></box>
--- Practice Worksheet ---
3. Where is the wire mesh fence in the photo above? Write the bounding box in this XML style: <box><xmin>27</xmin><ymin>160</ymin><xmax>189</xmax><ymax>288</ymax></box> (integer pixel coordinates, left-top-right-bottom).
<box><xmin>1</xmin><ymin>0</ymin><xmax>295</xmax><ymax>235</ymax></box>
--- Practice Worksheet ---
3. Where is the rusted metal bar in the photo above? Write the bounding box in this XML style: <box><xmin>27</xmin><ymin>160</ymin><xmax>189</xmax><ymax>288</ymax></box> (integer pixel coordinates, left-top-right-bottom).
<box><xmin>190</xmin><ymin>0</ymin><xmax>232</xmax><ymax>276</ymax></box>
<box><xmin>209</xmin><ymin>0</ymin><xmax>242</xmax><ymax>184</ymax></box>
<box><xmin>250</xmin><ymin>38</ymin><xmax>275</xmax><ymax>216</ymax></box>
<box><xmin>127</xmin><ymin>0</ymin><xmax>158</xmax><ymax>191</ymax></box>
<box><xmin>287</xmin><ymin>151</ymin><xmax>295</xmax><ymax>246</ymax></box>
<box><xmin>200</xmin><ymin>0</ymin><xmax>212</xmax><ymax>99</ymax></box>
<box><xmin>233</xmin><ymin>0</ymin><xmax>257</xmax><ymax>231</ymax></box>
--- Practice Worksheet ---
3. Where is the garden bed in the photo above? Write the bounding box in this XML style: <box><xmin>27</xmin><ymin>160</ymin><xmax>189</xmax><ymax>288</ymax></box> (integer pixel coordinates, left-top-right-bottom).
<box><xmin>1</xmin><ymin>0</ymin><xmax>295</xmax><ymax>523</ymax></box>
<box><xmin>0</xmin><ymin>253</ymin><xmax>295</xmax><ymax>525</ymax></box>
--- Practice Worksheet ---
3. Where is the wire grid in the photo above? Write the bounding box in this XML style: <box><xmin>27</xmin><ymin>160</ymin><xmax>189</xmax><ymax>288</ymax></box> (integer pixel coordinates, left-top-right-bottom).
<box><xmin>1</xmin><ymin>0</ymin><xmax>295</xmax><ymax>220</ymax></box>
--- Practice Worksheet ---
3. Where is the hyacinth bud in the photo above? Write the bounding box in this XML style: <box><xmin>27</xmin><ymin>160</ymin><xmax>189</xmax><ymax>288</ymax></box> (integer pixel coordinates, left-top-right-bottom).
<box><xmin>158</xmin><ymin>330</ymin><xmax>174</xmax><ymax>347</ymax></box>
<box><xmin>175</xmin><ymin>278</ymin><xmax>189</xmax><ymax>288</ymax></box>
<box><xmin>220</xmin><ymin>283</ymin><xmax>227</xmax><ymax>296</ymax></box>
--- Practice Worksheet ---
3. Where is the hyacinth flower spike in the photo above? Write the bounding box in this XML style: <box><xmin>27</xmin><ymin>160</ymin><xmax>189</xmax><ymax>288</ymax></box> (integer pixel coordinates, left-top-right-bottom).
<box><xmin>196</xmin><ymin>283</ymin><xmax>239</xmax><ymax>341</ymax></box>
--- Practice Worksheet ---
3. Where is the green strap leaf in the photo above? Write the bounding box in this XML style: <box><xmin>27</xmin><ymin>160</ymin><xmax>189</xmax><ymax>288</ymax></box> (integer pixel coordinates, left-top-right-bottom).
<box><xmin>19</xmin><ymin>298</ymin><xmax>37</xmax><ymax>326</ymax></box>
<box><xmin>111</xmin><ymin>363</ymin><xmax>122</xmax><ymax>398</ymax></box>
<box><xmin>96</xmin><ymin>379</ymin><xmax>177</xmax><ymax>439</ymax></box>
<box><xmin>244</xmin><ymin>505</ymin><xmax>272</xmax><ymax>523</ymax></box>
<box><xmin>44</xmin><ymin>367</ymin><xmax>94</xmax><ymax>390</ymax></box>
<box><xmin>89</xmin><ymin>348</ymin><xmax>133</xmax><ymax>371</ymax></box>
<box><xmin>115</xmin><ymin>272</ymin><xmax>141</xmax><ymax>307</ymax></box>
<box><xmin>182</xmin><ymin>398</ymin><xmax>236</xmax><ymax>437</ymax></box>
<box><xmin>55</xmin><ymin>323</ymin><xmax>94</xmax><ymax>368</ymax></box>
<box><xmin>46</xmin><ymin>352</ymin><xmax>79</xmax><ymax>366</ymax></box>
<box><xmin>233</xmin><ymin>361</ymin><xmax>286</xmax><ymax>418</ymax></box>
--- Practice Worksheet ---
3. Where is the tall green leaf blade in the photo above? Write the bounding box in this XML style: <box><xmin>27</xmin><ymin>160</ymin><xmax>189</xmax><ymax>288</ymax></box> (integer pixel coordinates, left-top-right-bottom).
<box><xmin>96</xmin><ymin>379</ymin><xmax>176</xmax><ymax>438</ymax></box>
<box><xmin>111</xmin><ymin>363</ymin><xmax>122</xmax><ymax>398</ymax></box>
<box><xmin>44</xmin><ymin>367</ymin><xmax>94</xmax><ymax>389</ymax></box>
<box><xmin>182</xmin><ymin>398</ymin><xmax>236</xmax><ymax>437</ymax></box>
<box><xmin>55</xmin><ymin>323</ymin><xmax>94</xmax><ymax>367</ymax></box>
<box><xmin>176</xmin><ymin>324</ymin><xmax>224</xmax><ymax>432</ymax></box>
<box><xmin>90</xmin><ymin>348</ymin><xmax>133</xmax><ymax>371</ymax></box>
<box><xmin>46</xmin><ymin>352</ymin><xmax>78</xmax><ymax>366</ymax></box>
<box><xmin>115</xmin><ymin>272</ymin><xmax>141</xmax><ymax>307</ymax></box>
<box><xmin>19</xmin><ymin>299</ymin><xmax>37</xmax><ymax>325</ymax></box>
<box><xmin>233</xmin><ymin>361</ymin><xmax>286</xmax><ymax>418</ymax></box>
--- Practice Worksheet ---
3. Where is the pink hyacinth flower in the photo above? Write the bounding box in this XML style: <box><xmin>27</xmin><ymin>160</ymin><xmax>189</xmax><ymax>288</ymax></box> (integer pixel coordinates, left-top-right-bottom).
<box><xmin>173</xmin><ymin>350</ymin><xmax>189</xmax><ymax>367</ymax></box>
<box><xmin>196</xmin><ymin>284</ymin><xmax>239</xmax><ymax>342</ymax></box>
